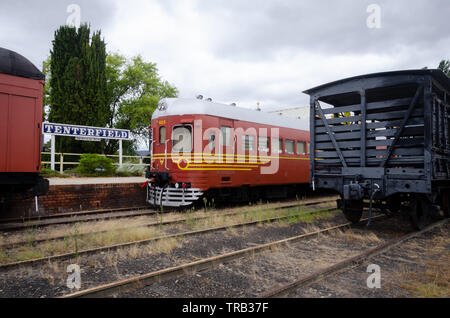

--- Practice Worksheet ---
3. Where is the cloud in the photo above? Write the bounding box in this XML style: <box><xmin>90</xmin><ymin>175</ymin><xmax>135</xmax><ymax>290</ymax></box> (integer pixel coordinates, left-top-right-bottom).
<box><xmin>0</xmin><ymin>0</ymin><xmax>117</xmax><ymax>69</ymax></box>
<box><xmin>0</xmin><ymin>0</ymin><xmax>448</xmax><ymax>113</ymax></box>
<box><xmin>190</xmin><ymin>0</ymin><xmax>450</xmax><ymax>61</ymax></box>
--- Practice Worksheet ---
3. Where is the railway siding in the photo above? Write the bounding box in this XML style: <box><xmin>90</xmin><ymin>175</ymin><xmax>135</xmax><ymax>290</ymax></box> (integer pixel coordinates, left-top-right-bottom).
<box><xmin>0</xmin><ymin>205</ymin><xmax>346</xmax><ymax>297</ymax></box>
<box><xmin>288</xmin><ymin>220</ymin><xmax>449</xmax><ymax>298</ymax></box>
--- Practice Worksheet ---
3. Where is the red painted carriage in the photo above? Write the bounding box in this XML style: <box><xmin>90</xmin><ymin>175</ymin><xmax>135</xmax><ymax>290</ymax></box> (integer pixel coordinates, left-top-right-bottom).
<box><xmin>146</xmin><ymin>98</ymin><xmax>310</xmax><ymax>207</ymax></box>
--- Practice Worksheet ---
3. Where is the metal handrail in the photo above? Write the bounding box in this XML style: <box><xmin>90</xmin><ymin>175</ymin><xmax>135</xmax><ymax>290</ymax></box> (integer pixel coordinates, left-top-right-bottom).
<box><xmin>41</xmin><ymin>152</ymin><xmax>151</xmax><ymax>174</ymax></box>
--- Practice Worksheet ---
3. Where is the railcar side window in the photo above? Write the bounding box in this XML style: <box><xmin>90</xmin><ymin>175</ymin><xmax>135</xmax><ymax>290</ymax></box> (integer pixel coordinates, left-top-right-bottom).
<box><xmin>221</xmin><ymin>126</ymin><xmax>231</xmax><ymax>146</ymax></box>
<box><xmin>242</xmin><ymin>135</ymin><xmax>255</xmax><ymax>151</ymax></box>
<box><xmin>297</xmin><ymin>141</ymin><xmax>306</xmax><ymax>155</ymax></box>
<box><xmin>172</xmin><ymin>125</ymin><xmax>193</xmax><ymax>152</ymax></box>
<box><xmin>209</xmin><ymin>133</ymin><xmax>216</xmax><ymax>150</ymax></box>
<box><xmin>307</xmin><ymin>142</ymin><xmax>310</xmax><ymax>155</ymax></box>
<box><xmin>159</xmin><ymin>126</ymin><xmax>166</xmax><ymax>144</ymax></box>
<box><xmin>258</xmin><ymin>137</ymin><xmax>269</xmax><ymax>152</ymax></box>
<box><xmin>285</xmin><ymin>140</ymin><xmax>294</xmax><ymax>154</ymax></box>
<box><xmin>272</xmin><ymin>138</ymin><xmax>282</xmax><ymax>153</ymax></box>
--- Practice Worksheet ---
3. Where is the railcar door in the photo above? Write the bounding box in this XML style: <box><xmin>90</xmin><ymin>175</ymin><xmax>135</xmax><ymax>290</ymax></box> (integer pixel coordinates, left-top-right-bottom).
<box><xmin>218</xmin><ymin>119</ymin><xmax>234</xmax><ymax>185</ymax></box>
<box><xmin>153</xmin><ymin>119</ymin><xmax>168</xmax><ymax>172</ymax></box>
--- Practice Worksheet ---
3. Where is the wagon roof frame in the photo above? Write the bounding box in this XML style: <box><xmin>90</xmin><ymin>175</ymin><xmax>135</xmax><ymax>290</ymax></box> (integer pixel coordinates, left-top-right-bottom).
<box><xmin>0</xmin><ymin>47</ymin><xmax>45</xmax><ymax>81</ymax></box>
<box><xmin>303</xmin><ymin>69</ymin><xmax>450</xmax><ymax>98</ymax></box>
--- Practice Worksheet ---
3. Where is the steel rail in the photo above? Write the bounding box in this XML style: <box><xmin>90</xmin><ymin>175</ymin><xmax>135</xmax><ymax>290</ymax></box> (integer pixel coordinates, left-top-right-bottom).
<box><xmin>259</xmin><ymin>218</ymin><xmax>449</xmax><ymax>298</ymax></box>
<box><xmin>0</xmin><ymin>209</ymin><xmax>158</xmax><ymax>231</ymax></box>
<box><xmin>0</xmin><ymin>196</ymin><xmax>338</xmax><ymax>232</ymax></box>
<box><xmin>0</xmin><ymin>197</ymin><xmax>337</xmax><ymax>248</ymax></box>
<box><xmin>0</xmin><ymin>204</ymin><xmax>341</xmax><ymax>271</ymax></box>
<box><xmin>0</xmin><ymin>206</ymin><xmax>150</xmax><ymax>224</ymax></box>
<box><xmin>60</xmin><ymin>215</ymin><xmax>385</xmax><ymax>298</ymax></box>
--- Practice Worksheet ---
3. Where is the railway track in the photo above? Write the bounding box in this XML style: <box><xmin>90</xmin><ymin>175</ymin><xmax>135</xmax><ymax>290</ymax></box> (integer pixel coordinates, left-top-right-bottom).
<box><xmin>0</xmin><ymin>197</ymin><xmax>335</xmax><ymax>249</ymax></box>
<box><xmin>0</xmin><ymin>195</ymin><xmax>338</xmax><ymax>232</ymax></box>
<box><xmin>259</xmin><ymin>218</ymin><xmax>449</xmax><ymax>298</ymax></box>
<box><xmin>0</xmin><ymin>200</ymin><xmax>339</xmax><ymax>270</ymax></box>
<box><xmin>0</xmin><ymin>207</ymin><xmax>157</xmax><ymax>231</ymax></box>
<box><xmin>60</xmin><ymin>216</ymin><xmax>448</xmax><ymax>298</ymax></box>
<box><xmin>0</xmin><ymin>206</ymin><xmax>150</xmax><ymax>224</ymax></box>
<box><xmin>59</xmin><ymin>214</ymin><xmax>388</xmax><ymax>298</ymax></box>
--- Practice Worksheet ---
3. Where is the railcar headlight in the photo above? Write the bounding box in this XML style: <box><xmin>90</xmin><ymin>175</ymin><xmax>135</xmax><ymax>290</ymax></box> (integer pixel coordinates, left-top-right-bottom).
<box><xmin>158</xmin><ymin>100</ymin><xmax>168</xmax><ymax>111</ymax></box>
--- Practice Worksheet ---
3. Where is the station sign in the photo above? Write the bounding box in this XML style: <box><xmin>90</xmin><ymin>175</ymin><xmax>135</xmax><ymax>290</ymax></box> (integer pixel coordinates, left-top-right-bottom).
<box><xmin>43</xmin><ymin>122</ymin><xmax>130</xmax><ymax>140</ymax></box>
<box><xmin>75</xmin><ymin>137</ymin><xmax>101</xmax><ymax>142</ymax></box>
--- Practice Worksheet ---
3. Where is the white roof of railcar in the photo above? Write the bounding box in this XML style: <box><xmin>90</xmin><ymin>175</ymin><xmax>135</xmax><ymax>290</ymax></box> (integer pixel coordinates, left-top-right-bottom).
<box><xmin>152</xmin><ymin>98</ymin><xmax>309</xmax><ymax>131</ymax></box>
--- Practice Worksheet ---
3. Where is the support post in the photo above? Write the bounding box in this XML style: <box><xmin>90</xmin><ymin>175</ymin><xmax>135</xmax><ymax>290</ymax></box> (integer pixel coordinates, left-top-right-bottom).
<box><xmin>360</xmin><ymin>90</ymin><xmax>367</xmax><ymax>167</ymax></box>
<box><xmin>315</xmin><ymin>100</ymin><xmax>348</xmax><ymax>168</ymax></box>
<box><xmin>60</xmin><ymin>153</ymin><xmax>64</xmax><ymax>174</ymax></box>
<box><xmin>310</xmin><ymin>96</ymin><xmax>316</xmax><ymax>190</ymax></box>
<box><xmin>380</xmin><ymin>84</ymin><xmax>423</xmax><ymax>167</ymax></box>
<box><xmin>51</xmin><ymin>134</ymin><xmax>55</xmax><ymax>171</ymax></box>
<box><xmin>119</xmin><ymin>139</ymin><xmax>123</xmax><ymax>168</ymax></box>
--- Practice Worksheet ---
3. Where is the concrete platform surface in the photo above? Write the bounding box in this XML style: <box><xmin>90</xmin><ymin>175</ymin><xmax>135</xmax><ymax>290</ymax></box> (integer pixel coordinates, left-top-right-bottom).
<box><xmin>48</xmin><ymin>177</ymin><xmax>147</xmax><ymax>185</ymax></box>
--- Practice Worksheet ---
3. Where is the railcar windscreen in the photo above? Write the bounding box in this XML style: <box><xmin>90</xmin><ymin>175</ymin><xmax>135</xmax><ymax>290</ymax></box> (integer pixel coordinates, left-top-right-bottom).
<box><xmin>159</xmin><ymin>126</ymin><xmax>166</xmax><ymax>144</ymax></box>
<box><xmin>173</xmin><ymin>125</ymin><xmax>193</xmax><ymax>152</ymax></box>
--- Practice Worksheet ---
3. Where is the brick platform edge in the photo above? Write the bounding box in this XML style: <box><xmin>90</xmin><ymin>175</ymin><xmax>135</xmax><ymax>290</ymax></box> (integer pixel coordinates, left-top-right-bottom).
<box><xmin>1</xmin><ymin>183</ymin><xmax>148</xmax><ymax>219</ymax></box>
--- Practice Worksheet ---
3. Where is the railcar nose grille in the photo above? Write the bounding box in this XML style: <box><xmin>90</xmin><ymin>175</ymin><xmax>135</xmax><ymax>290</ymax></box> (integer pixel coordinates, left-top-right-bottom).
<box><xmin>147</xmin><ymin>186</ymin><xmax>203</xmax><ymax>207</ymax></box>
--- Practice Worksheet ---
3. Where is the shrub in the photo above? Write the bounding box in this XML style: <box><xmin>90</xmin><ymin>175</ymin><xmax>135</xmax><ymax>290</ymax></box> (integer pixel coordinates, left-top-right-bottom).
<box><xmin>115</xmin><ymin>164</ymin><xmax>145</xmax><ymax>177</ymax></box>
<box><xmin>40</xmin><ymin>167</ymin><xmax>67</xmax><ymax>178</ymax></box>
<box><xmin>76</xmin><ymin>154</ymin><xmax>116</xmax><ymax>177</ymax></box>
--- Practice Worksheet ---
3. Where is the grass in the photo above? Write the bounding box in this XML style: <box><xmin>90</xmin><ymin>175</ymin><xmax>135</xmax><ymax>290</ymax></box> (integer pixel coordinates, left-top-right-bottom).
<box><xmin>397</xmin><ymin>257</ymin><xmax>449</xmax><ymax>297</ymax></box>
<box><xmin>0</xmin><ymin>224</ymin><xmax>164</xmax><ymax>264</ymax></box>
<box><xmin>0</xmin><ymin>200</ymin><xmax>337</xmax><ymax>265</ymax></box>
<box><xmin>39</xmin><ymin>167</ymin><xmax>70</xmax><ymax>178</ymax></box>
<box><xmin>297</xmin><ymin>209</ymin><xmax>334</xmax><ymax>223</ymax></box>
<box><xmin>333</xmin><ymin>227</ymin><xmax>382</xmax><ymax>244</ymax></box>
<box><xmin>395</xmin><ymin>230</ymin><xmax>450</xmax><ymax>298</ymax></box>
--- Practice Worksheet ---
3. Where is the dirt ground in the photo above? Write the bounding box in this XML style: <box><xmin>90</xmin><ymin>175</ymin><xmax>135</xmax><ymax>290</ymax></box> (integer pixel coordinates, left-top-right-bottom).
<box><xmin>0</xmin><ymin>208</ymin><xmax>346</xmax><ymax>297</ymax></box>
<box><xmin>290</xmin><ymin>222</ymin><xmax>449</xmax><ymax>298</ymax></box>
<box><xmin>0</xmin><ymin>210</ymin><xmax>447</xmax><ymax>298</ymax></box>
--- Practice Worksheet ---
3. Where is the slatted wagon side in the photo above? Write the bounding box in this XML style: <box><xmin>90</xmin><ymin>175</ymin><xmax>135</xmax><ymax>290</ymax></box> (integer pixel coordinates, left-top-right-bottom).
<box><xmin>304</xmin><ymin>70</ymin><xmax>450</xmax><ymax>229</ymax></box>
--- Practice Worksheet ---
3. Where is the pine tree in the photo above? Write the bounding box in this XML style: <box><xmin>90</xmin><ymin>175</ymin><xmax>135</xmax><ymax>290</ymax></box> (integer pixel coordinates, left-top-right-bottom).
<box><xmin>48</xmin><ymin>24</ymin><xmax>108</xmax><ymax>154</ymax></box>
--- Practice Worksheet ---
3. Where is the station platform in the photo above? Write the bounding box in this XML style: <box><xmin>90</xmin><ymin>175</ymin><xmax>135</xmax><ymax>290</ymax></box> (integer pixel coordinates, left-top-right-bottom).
<box><xmin>48</xmin><ymin>177</ymin><xmax>147</xmax><ymax>186</ymax></box>
<box><xmin>2</xmin><ymin>177</ymin><xmax>149</xmax><ymax>220</ymax></box>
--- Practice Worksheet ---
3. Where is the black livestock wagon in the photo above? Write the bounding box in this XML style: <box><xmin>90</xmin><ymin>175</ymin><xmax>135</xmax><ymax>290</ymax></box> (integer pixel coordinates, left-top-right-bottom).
<box><xmin>304</xmin><ymin>69</ymin><xmax>450</xmax><ymax>229</ymax></box>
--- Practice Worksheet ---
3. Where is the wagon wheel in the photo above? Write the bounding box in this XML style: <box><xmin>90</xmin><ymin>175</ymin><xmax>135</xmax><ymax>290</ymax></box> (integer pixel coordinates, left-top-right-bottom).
<box><xmin>409</xmin><ymin>195</ymin><xmax>428</xmax><ymax>230</ymax></box>
<box><xmin>386</xmin><ymin>195</ymin><xmax>403</xmax><ymax>215</ymax></box>
<box><xmin>340</xmin><ymin>199</ymin><xmax>363</xmax><ymax>224</ymax></box>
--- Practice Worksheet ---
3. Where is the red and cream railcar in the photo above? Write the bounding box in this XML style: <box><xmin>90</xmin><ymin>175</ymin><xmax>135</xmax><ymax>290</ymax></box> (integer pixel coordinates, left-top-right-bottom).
<box><xmin>146</xmin><ymin>98</ymin><xmax>310</xmax><ymax>207</ymax></box>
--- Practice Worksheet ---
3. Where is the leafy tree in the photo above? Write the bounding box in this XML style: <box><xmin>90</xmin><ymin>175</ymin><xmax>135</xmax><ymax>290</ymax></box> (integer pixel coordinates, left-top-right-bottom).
<box><xmin>47</xmin><ymin>24</ymin><xmax>108</xmax><ymax>154</ymax></box>
<box><xmin>103</xmin><ymin>53</ymin><xmax>178</xmax><ymax>154</ymax></box>
<box><xmin>438</xmin><ymin>59</ymin><xmax>450</xmax><ymax>76</ymax></box>
<box><xmin>45</xmin><ymin>26</ymin><xmax>178</xmax><ymax>156</ymax></box>
<box><xmin>423</xmin><ymin>59</ymin><xmax>450</xmax><ymax>77</ymax></box>
<box><xmin>42</xmin><ymin>56</ymin><xmax>51</xmax><ymax>121</ymax></box>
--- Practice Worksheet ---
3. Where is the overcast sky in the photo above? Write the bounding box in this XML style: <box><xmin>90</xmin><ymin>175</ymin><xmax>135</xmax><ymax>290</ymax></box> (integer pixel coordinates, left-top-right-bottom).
<box><xmin>1</xmin><ymin>0</ymin><xmax>449</xmax><ymax>111</ymax></box>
